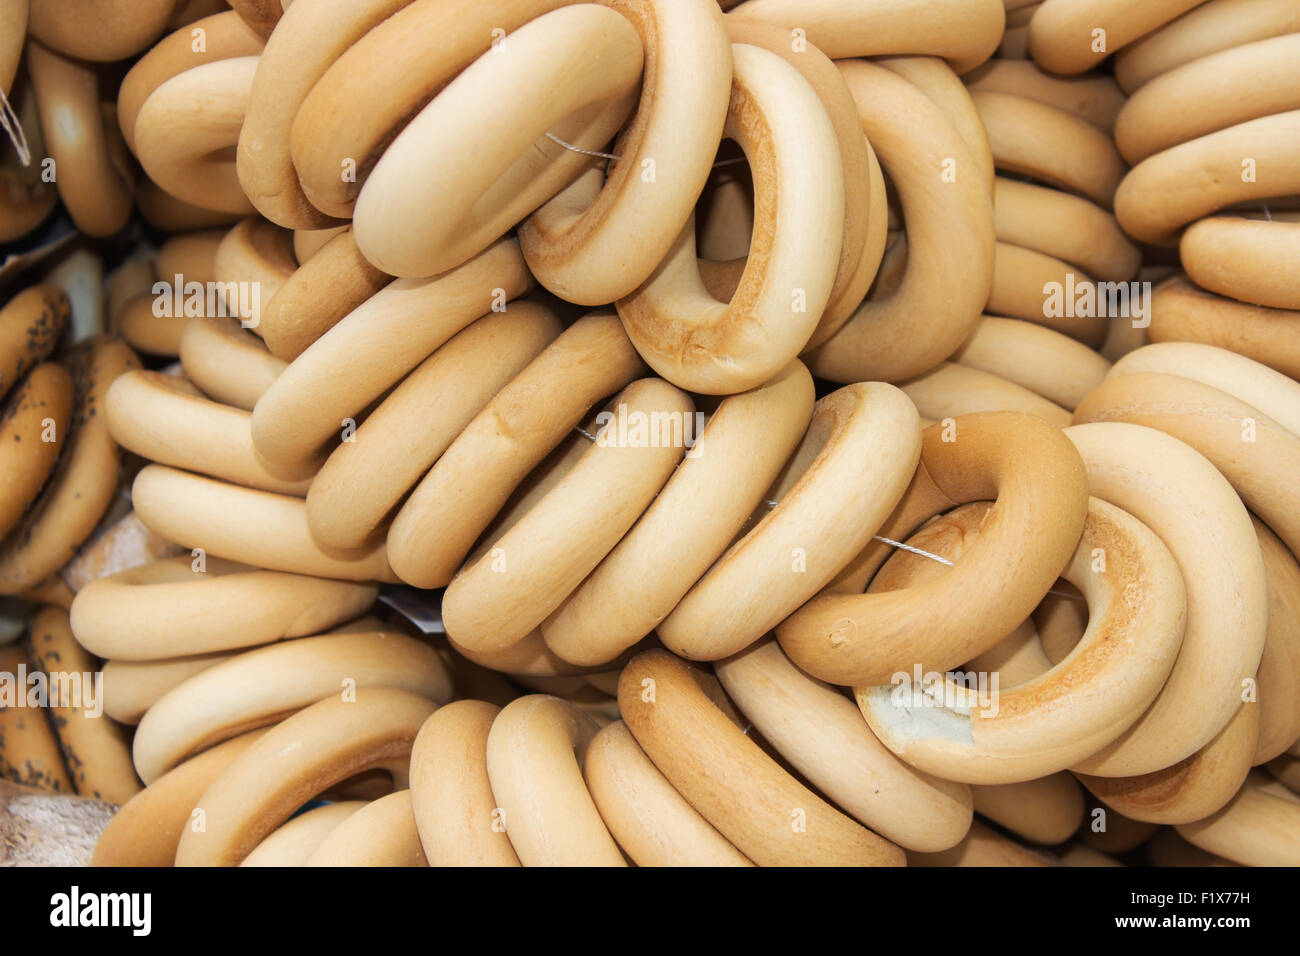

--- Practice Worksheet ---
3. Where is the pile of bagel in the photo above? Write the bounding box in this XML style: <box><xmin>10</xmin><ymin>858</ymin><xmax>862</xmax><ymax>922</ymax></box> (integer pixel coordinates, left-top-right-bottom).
<box><xmin>0</xmin><ymin>0</ymin><xmax>1297</xmax><ymax>867</ymax></box>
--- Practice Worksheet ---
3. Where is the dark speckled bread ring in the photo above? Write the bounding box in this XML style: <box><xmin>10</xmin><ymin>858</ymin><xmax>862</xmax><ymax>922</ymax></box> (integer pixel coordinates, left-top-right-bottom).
<box><xmin>28</xmin><ymin>606</ymin><xmax>140</xmax><ymax>804</ymax></box>
<box><xmin>0</xmin><ymin>285</ymin><xmax>70</xmax><ymax>403</ymax></box>
<box><xmin>0</xmin><ymin>339</ymin><xmax>141</xmax><ymax>595</ymax></box>
<box><xmin>0</xmin><ymin>644</ymin><xmax>73</xmax><ymax>793</ymax></box>
<box><xmin>0</xmin><ymin>363</ymin><xmax>74</xmax><ymax>542</ymax></box>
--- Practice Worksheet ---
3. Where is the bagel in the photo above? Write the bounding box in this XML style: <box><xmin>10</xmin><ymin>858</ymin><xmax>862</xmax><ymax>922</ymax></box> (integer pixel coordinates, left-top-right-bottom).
<box><xmin>777</xmin><ymin>412</ymin><xmax>1088</xmax><ymax>687</ymax></box>
<box><xmin>70</xmin><ymin>554</ymin><xmax>377</xmax><ymax>660</ymax></box>
<box><xmin>132</xmin><ymin>630</ymin><xmax>451</xmax><ymax>784</ymax></box>
<box><xmin>352</xmin><ymin>5</ymin><xmax>644</xmax><ymax>278</ymax></box>
<box><xmin>614</xmin><ymin>42</ymin><xmax>843</xmax><ymax>394</ymax></box>
<box><xmin>174</xmin><ymin>688</ymin><xmax>437</xmax><ymax>866</ymax></box>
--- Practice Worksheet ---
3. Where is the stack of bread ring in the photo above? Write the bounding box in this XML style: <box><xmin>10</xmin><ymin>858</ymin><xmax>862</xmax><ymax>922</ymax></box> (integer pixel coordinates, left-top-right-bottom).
<box><xmin>0</xmin><ymin>0</ymin><xmax>1297</xmax><ymax>868</ymax></box>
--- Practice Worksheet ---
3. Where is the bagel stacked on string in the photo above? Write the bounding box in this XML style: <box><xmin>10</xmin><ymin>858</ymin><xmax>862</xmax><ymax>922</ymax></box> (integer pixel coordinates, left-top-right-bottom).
<box><xmin>1102</xmin><ymin>0</ymin><xmax>1300</xmax><ymax>380</ymax></box>
<box><xmin>0</xmin><ymin>0</ymin><xmax>1297</xmax><ymax>868</ymax></box>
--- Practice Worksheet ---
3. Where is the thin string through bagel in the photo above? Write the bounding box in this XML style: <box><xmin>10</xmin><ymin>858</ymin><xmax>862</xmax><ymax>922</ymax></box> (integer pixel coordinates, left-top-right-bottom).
<box><xmin>0</xmin><ymin>87</ymin><xmax>31</xmax><ymax>166</ymax></box>
<box><xmin>545</xmin><ymin>130</ymin><xmax>749</xmax><ymax>170</ymax></box>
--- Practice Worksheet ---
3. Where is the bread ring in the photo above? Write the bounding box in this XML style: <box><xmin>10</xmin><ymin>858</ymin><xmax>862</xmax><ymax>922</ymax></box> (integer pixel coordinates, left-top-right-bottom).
<box><xmin>613</xmin><ymin>43</ymin><xmax>841</xmax><ymax>395</ymax></box>
<box><xmin>444</xmin><ymin>378</ymin><xmax>693</xmax><ymax>652</ymax></box>
<box><xmin>307</xmin><ymin>302</ymin><xmax>562</xmax><ymax>551</ymax></box>
<box><xmin>987</xmin><ymin>243</ymin><xmax>1107</xmax><ymax>346</ymax></box>
<box><xmin>1064</xmin><ymin>422</ymin><xmax>1268</xmax><ymax>777</ymax></box>
<box><xmin>972</xmin><ymin>90</ymin><xmax>1126</xmax><ymax>209</ymax></box>
<box><xmin>303</xmin><ymin>790</ymin><xmax>427</xmax><ymax>866</ymax></box>
<box><xmin>484</xmin><ymin>694</ymin><xmax>625</xmax><ymax>866</ymax></box>
<box><xmin>241</xmin><ymin>801</ymin><xmax>366</xmax><ymax>867</ymax></box>
<box><xmin>1109</xmin><ymin>342</ymin><xmax>1300</xmax><ymax>438</ymax></box>
<box><xmin>212</xmin><ymin>216</ymin><xmax>296</xmax><ymax>328</ymax></box>
<box><xmin>1114</xmin><ymin>111</ymin><xmax>1300</xmax><ymax>245</ymax></box>
<box><xmin>517</xmin><ymin>0</ymin><xmax>733</xmax><ymax>306</ymax></box>
<box><xmin>1114</xmin><ymin>0</ymin><xmax>1300</xmax><ymax>93</ymax></box>
<box><xmin>131</xmin><ymin>465</ymin><xmax>397</xmax><ymax>582</ymax></box>
<box><xmin>71</xmin><ymin>554</ymin><xmax>376</xmax><ymax>660</ymax></box>
<box><xmin>715</xmin><ymin>637</ymin><xmax>972</xmax><ymax>851</ymax></box>
<box><xmin>992</xmin><ymin>178</ymin><xmax>1139</xmax><ymax>282</ymax></box>
<box><xmin>236</xmin><ymin>0</ymin><xmax>416</xmax><ymax>229</ymax></box>
<box><xmin>118</xmin><ymin>10</ymin><xmax>264</xmax><ymax>152</ymax></box>
<box><xmin>1116</xmin><ymin>34</ymin><xmax>1300</xmax><ymax>165</ymax></box>
<box><xmin>0</xmin><ymin>644</ymin><xmax>72</xmax><ymax>792</ymax></box>
<box><xmin>178</xmin><ymin>316</ymin><xmax>286</xmax><ymax>412</ymax></box>
<box><xmin>1027</xmin><ymin>0</ymin><xmax>1205</xmax><ymax>75</ymax></box>
<box><xmin>259</xmin><ymin>229</ymin><xmax>389</xmax><ymax>361</ymax></box>
<box><xmin>1148</xmin><ymin>275</ymin><xmax>1300</xmax><ymax>381</ymax></box>
<box><xmin>251</xmin><ymin>238</ymin><xmax>532</xmax><ymax>473</ymax></box>
<box><xmin>880</xmin><ymin>55</ymin><xmax>995</xmax><ymax>195</ymax></box>
<box><xmin>0</xmin><ymin>340</ymin><xmax>139</xmax><ymax>595</ymax></box>
<box><xmin>777</xmin><ymin>412</ymin><xmax>1088</xmax><ymax>687</ymax></box>
<box><xmin>0</xmin><ymin>362</ymin><xmax>73</xmax><ymax>542</ymax></box>
<box><xmin>804</xmin><ymin>60</ymin><xmax>994</xmax><ymax>383</ymax></box>
<box><xmin>1176</xmin><ymin>770</ymin><xmax>1300</xmax><ymax>866</ymax></box>
<box><xmin>352</xmin><ymin>5</ymin><xmax>642</xmax><ymax>278</ymax></box>
<box><xmin>584</xmin><ymin>719</ymin><xmax>753</xmax><ymax>866</ymax></box>
<box><xmin>27</xmin><ymin>0</ymin><xmax>173</xmax><ymax>63</ymax></box>
<box><xmin>289</xmin><ymin>228</ymin><xmax>344</xmax><ymax>267</ymax></box>
<box><xmin>619</xmin><ymin>650</ymin><xmax>906</xmax><ymax>866</ymax></box>
<box><xmin>106</xmin><ymin>371</ymin><xmax>316</xmax><ymax>495</ymax></box>
<box><xmin>116</xmin><ymin>292</ymin><xmax>186</xmax><ymax>358</ymax></box>
<box><xmin>543</xmin><ymin>361</ymin><xmax>813</xmax><ymax>667</ymax></box>
<box><xmin>174</xmin><ymin>687</ymin><xmax>436</xmax><ymax>866</ymax></box>
<box><xmin>0</xmin><ymin>0</ymin><xmax>26</xmax><ymax>94</ymax></box>
<box><xmin>26</xmin><ymin>40</ymin><xmax>133</xmax><ymax>237</ymax></box>
<box><xmin>133</xmin><ymin>57</ymin><xmax>258</xmax><ymax>215</ymax></box>
<box><xmin>898</xmin><ymin>361</ymin><xmax>1072</xmax><ymax>427</ymax></box>
<box><xmin>0</xmin><ymin>285</ymin><xmax>69</xmax><ymax>403</ymax></box>
<box><xmin>409</xmin><ymin>701</ymin><xmax>520</xmax><ymax>866</ymax></box>
<box><xmin>386</xmin><ymin>311</ymin><xmax>644</xmax><ymax>590</ymax></box>
<box><xmin>1073</xmin><ymin>372</ymin><xmax>1300</xmax><ymax>559</ymax></box>
<box><xmin>102</xmin><ymin>652</ymin><xmax>235</xmax><ymax>725</ymax></box>
<box><xmin>293</xmin><ymin>0</ymin><xmax>579</xmax><ymax>220</ymax></box>
<box><xmin>1253</xmin><ymin>518</ymin><xmax>1300</xmax><ymax>763</ymax></box>
<box><xmin>135</xmin><ymin>179</ymin><xmax>241</xmax><ymax>233</ymax></box>
<box><xmin>908</xmin><ymin>820</ymin><xmax>1053</xmax><ymax>866</ymax></box>
<box><xmin>971</xmin><ymin>773</ymin><xmax>1085</xmax><ymax>845</ymax></box>
<box><xmin>953</xmin><ymin>316</ymin><xmax>1111</xmax><ymax>411</ymax></box>
<box><xmin>133</xmin><ymin>630</ymin><xmax>450</xmax><ymax>784</ymax></box>
<box><xmin>1078</xmin><ymin>701</ymin><xmax>1259</xmax><ymax>824</ymax></box>
<box><xmin>448</xmin><ymin>628</ymin><xmax>642</xmax><ymax>680</ymax></box>
<box><xmin>860</xmin><ymin>495</ymin><xmax>1185</xmax><ymax>784</ymax></box>
<box><xmin>661</xmin><ymin>382</ymin><xmax>921</xmax><ymax>662</ymax></box>
<box><xmin>726</xmin><ymin>0</ymin><xmax>1004</xmax><ymax>74</ymax></box>
<box><xmin>1180</xmin><ymin>216</ymin><xmax>1300</xmax><ymax>311</ymax></box>
<box><xmin>90</xmin><ymin>730</ymin><xmax>264</xmax><ymax>866</ymax></box>
<box><xmin>963</xmin><ymin>58</ymin><xmax>1126</xmax><ymax>133</ymax></box>
<box><xmin>28</xmin><ymin>606</ymin><xmax>139</xmax><ymax>804</ymax></box>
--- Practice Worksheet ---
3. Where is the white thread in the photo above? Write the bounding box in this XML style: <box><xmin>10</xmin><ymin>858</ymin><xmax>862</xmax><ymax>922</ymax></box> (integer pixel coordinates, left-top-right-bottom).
<box><xmin>545</xmin><ymin>130</ymin><xmax>749</xmax><ymax>170</ymax></box>
<box><xmin>544</xmin><ymin>131</ymin><xmax>621</xmax><ymax>161</ymax></box>
<box><xmin>0</xmin><ymin>87</ymin><xmax>31</xmax><ymax>167</ymax></box>
<box><xmin>573</xmin><ymin>425</ymin><xmax>599</xmax><ymax>443</ymax></box>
